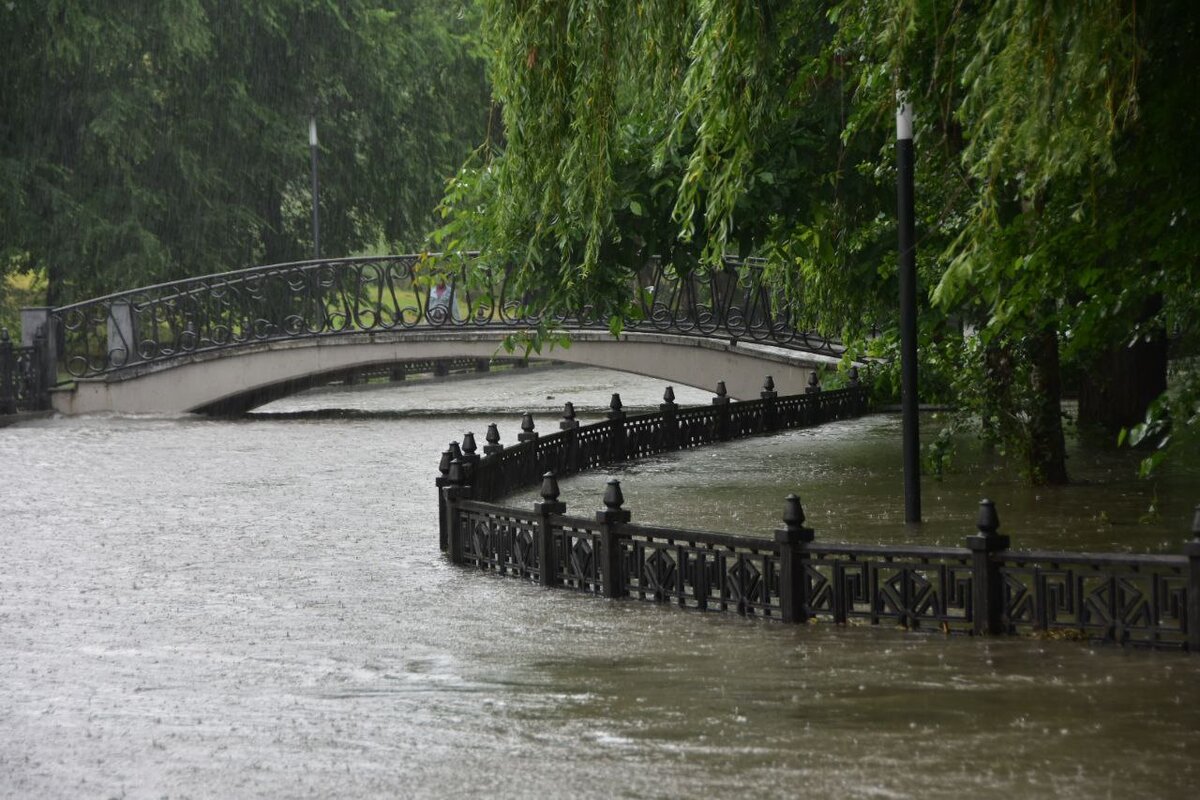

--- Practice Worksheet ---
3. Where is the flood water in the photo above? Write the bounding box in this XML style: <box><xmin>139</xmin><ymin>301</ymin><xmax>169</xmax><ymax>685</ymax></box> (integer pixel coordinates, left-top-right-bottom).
<box><xmin>2</xmin><ymin>366</ymin><xmax>1198</xmax><ymax>798</ymax></box>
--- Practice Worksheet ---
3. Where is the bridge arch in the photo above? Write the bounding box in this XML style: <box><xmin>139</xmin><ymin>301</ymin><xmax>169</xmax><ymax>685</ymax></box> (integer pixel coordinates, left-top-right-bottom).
<box><xmin>32</xmin><ymin>254</ymin><xmax>852</xmax><ymax>415</ymax></box>
<box><xmin>53</xmin><ymin>329</ymin><xmax>841</xmax><ymax>415</ymax></box>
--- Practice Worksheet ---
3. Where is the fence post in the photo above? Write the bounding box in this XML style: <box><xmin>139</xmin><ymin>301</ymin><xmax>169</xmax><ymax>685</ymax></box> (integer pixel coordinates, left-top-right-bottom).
<box><xmin>518</xmin><ymin>411</ymin><xmax>538</xmax><ymax>481</ymax></box>
<box><xmin>607</xmin><ymin>393</ymin><xmax>627</xmax><ymax>462</ymax></box>
<box><xmin>436</xmin><ymin>445</ymin><xmax>454</xmax><ymax>551</ymax></box>
<box><xmin>760</xmin><ymin>375</ymin><xmax>778</xmax><ymax>433</ymax></box>
<box><xmin>558</xmin><ymin>402</ymin><xmax>581</xmax><ymax>474</ymax></box>
<box><xmin>535</xmin><ymin>472</ymin><xmax>567</xmax><ymax>588</ymax></box>
<box><xmin>559</xmin><ymin>401</ymin><xmax>579</xmax><ymax>430</ymax></box>
<box><xmin>847</xmin><ymin>366</ymin><xmax>863</xmax><ymax>419</ymax></box>
<box><xmin>443</xmin><ymin>458</ymin><xmax>471</xmax><ymax>565</ymax></box>
<box><xmin>659</xmin><ymin>386</ymin><xmax>678</xmax><ymax>450</ymax></box>
<box><xmin>965</xmin><ymin>499</ymin><xmax>1010</xmax><ymax>636</ymax></box>
<box><xmin>518</xmin><ymin>412</ymin><xmax>538</xmax><ymax>444</ymax></box>
<box><xmin>1186</xmin><ymin>505</ymin><xmax>1200</xmax><ymax>653</ymax></box>
<box><xmin>20</xmin><ymin>307</ymin><xmax>55</xmax><ymax>397</ymax></box>
<box><xmin>775</xmin><ymin>494</ymin><xmax>814</xmax><ymax>624</ymax></box>
<box><xmin>0</xmin><ymin>329</ymin><xmax>14</xmax><ymax>415</ymax></box>
<box><xmin>460</xmin><ymin>431</ymin><xmax>480</xmax><ymax>484</ymax></box>
<box><xmin>483</xmin><ymin>423</ymin><xmax>504</xmax><ymax>456</ymax></box>
<box><xmin>596</xmin><ymin>479</ymin><xmax>631</xmax><ymax>599</ymax></box>
<box><xmin>712</xmin><ymin>380</ymin><xmax>731</xmax><ymax>441</ymax></box>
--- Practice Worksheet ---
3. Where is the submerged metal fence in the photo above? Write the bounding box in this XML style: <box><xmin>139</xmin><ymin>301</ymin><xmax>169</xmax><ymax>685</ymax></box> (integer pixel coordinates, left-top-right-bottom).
<box><xmin>0</xmin><ymin>328</ymin><xmax>48</xmax><ymax>413</ymax></box>
<box><xmin>435</xmin><ymin>382</ymin><xmax>1200</xmax><ymax>652</ymax></box>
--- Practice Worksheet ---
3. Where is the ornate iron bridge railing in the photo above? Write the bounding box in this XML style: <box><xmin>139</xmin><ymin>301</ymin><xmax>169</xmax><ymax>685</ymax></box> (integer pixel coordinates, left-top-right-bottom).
<box><xmin>0</xmin><ymin>328</ymin><xmax>48</xmax><ymax>413</ymax></box>
<box><xmin>436</xmin><ymin>383</ymin><xmax>1200</xmax><ymax>652</ymax></box>
<box><xmin>48</xmin><ymin>254</ymin><xmax>842</xmax><ymax>382</ymax></box>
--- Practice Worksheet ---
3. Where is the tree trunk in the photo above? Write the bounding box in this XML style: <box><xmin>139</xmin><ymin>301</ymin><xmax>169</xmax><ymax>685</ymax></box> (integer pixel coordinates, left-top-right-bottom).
<box><xmin>1077</xmin><ymin>295</ymin><xmax>1168</xmax><ymax>432</ymax></box>
<box><xmin>1027</xmin><ymin>318</ymin><xmax>1069</xmax><ymax>485</ymax></box>
<box><xmin>980</xmin><ymin>336</ymin><xmax>1014</xmax><ymax>450</ymax></box>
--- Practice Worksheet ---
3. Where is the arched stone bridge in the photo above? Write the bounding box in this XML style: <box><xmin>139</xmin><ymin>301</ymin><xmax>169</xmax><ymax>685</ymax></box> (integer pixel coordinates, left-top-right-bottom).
<box><xmin>31</xmin><ymin>254</ymin><xmax>851</xmax><ymax>415</ymax></box>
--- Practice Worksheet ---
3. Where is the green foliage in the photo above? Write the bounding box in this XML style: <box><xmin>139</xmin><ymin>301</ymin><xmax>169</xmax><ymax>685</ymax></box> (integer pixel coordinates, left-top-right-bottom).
<box><xmin>0</xmin><ymin>1</ymin><xmax>489</xmax><ymax>304</ymax></box>
<box><xmin>1120</xmin><ymin>365</ymin><xmax>1200</xmax><ymax>478</ymax></box>
<box><xmin>442</xmin><ymin>0</ymin><xmax>1199</xmax><ymax>482</ymax></box>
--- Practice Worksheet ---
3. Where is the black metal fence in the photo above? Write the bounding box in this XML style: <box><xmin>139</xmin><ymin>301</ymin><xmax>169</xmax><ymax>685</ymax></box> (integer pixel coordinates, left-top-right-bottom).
<box><xmin>49</xmin><ymin>254</ymin><xmax>843</xmax><ymax>381</ymax></box>
<box><xmin>436</xmin><ymin>382</ymin><xmax>1200</xmax><ymax>652</ymax></box>
<box><xmin>0</xmin><ymin>328</ymin><xmax>48</xmax><ymax>413</ymax></box>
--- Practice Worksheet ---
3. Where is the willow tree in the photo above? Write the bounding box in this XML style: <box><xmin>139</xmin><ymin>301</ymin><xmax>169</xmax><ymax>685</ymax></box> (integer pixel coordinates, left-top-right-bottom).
<box><xmin>438</xmin><ymin>0</ymin><xmax>1199</xmax><ymax>484</ymax></box>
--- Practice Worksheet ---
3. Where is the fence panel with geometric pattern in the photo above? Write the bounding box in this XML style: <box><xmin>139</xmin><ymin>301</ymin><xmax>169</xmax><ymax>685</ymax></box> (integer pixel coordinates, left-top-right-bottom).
<box><xmin>438</xmin><ymin>383</ymin><xmax>1199</xmax><ymax>651</ymax></box>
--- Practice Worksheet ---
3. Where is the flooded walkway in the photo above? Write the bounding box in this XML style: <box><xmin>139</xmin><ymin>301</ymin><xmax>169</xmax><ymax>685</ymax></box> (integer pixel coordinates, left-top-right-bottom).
<box><xmin>2</xmin><ymin>368</ymin><xmax>1197</xmax><ymax>798</ymax></box>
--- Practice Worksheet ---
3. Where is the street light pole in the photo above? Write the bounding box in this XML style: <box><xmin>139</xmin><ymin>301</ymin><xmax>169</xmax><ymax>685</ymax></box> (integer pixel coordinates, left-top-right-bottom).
<box><xmin>896</xmin><ymin>93</ymin><xmax>921</xmax><ymax>524</ymax></box>
<box><xmin>309</xmin><ymin>114</ymin><xmax>320</xmax><ymax>260</ymax></box>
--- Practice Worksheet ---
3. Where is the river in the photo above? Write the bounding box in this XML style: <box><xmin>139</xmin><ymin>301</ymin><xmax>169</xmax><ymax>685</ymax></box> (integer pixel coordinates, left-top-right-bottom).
<box><xmin>2</xmin><ymin>366</ymin><xmax>1197</xmax><ymax>798</ymax></box>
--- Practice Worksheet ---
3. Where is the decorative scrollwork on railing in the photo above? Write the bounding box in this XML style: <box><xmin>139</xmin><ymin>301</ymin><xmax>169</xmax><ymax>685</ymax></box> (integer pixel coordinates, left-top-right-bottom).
<box><xmin>49</xmin><ymin>254</ymin><xmax>843</xmax><ymax>382</ymax></box>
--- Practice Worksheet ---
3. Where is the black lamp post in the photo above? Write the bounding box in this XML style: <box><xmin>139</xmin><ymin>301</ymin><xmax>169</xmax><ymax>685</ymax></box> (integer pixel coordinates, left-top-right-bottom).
<box><xmin>309</xmin><ymin>114</ymin><xmax>320</xmax><ymax>260</ymax></box>
<box><xmin>897</xmin><ymin>93</ymin><xmax>921</xmax><ymax>523</ymax></box>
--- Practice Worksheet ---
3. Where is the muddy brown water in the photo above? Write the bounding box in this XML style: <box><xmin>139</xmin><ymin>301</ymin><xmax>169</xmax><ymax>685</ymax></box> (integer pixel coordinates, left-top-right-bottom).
<box><xmin>2</xmin><ymin>367</ymin><xmax>1197</xmax><ymax>798</ymax></box>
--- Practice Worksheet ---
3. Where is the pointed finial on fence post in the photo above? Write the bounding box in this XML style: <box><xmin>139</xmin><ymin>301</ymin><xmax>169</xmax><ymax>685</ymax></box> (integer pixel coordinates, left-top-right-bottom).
<box><xmin>447</xmin><ymin>457</ymin><xmax>466</xmax><ymax>486</ymax></box>
<box><xmin>438</xmin><ymin>446</ymin><xmax>453</xmax><ymax>477</ymax></box>
<box><xmin>448</xmin><ymin>440</ymin><xmax>463</xmax><ymax>462</ymax></box>
<box><xmin>966</xmin><ymin>499</ymin><xmax>1008</xmax><ymax>636</ymax></box>
<box><xmin>760</xmin><ymin>374</ymin><xmax>779</xmax><ymax>430</ymax></box>
<box><xmin>848</xmin><ymin>366</ymin><xmax>861</xmax><ymax>388</ymax></box>
<box><xmin>774</xmin><ymin>493</ymin><xmax>815</xmax><ymax>624</ymax></box>
<box><xmin>460</xmin><ymin>431</ymin><xmax>480</xmax><ymax>480</ymax></box>
<box><xmin>534</xmin><ymin>471</ymin><xmax>566</xmax><ymax>585</ymax></box>
<box><xmin>659</xmin><ymin>385</ymin><xmax>680</xmax><ymax>447</ymax></box>
<box><xmin>778</xmin><ymin>493</ymin><xmax>814</xmax><ymax>543</ymax></box>
<box><xmin>560</xmin><ymin>401</ymin><xmax>579</xmax><ymax>430</ymax></box>
<box><xmin>712</xmin><ymin>380</ymin><xmax>729</xmax><ymax>406</ymax></box>
<box><xmin>540</xmin><ymin>471</ymin><xmax>561</xmax><ymax>504</ymax></box>
<box><xmin>518</xmin><ymin>411</ymin><xmax>538</xmax><ymax>443</ymax></box>
<box><xmin>660</xmin><ymin>386</ymin><xmax>678</xmax><ymax>414</ymax></box>
<box><xmin>968</xmin><ymin>498</ymin><xmax>1009</xmax><ymax>550</ymax></box>
<box><xmin>806</xmin><ymin>370</ymin><xmax>822</xmax><ymax>394</ymax></box>
<box><xmin>977</xmin><ymin>499</ymin><xmax>999</xmax><ymax>535</ymax></box>
<box><xmin>596</xmin><ymin>478</ymin><xmax>630</xmax><ymax>598</ymax></box>
<box><xmin>712</xmin><ymin>379</ymin><xmax>731</xmax><ymax>440</ymax></box>
<box><xmin>483</xmin><ymin>423</ymin><xmax>503</xmax><ymax>456</ymax></box>
<box><xmin>607</xmin><ymin>392</ymin><xmax>625</xmax><ymax>421</ymax></box>
<box><xmin>597</xmin><ymin>478</ymin><xmax>631</xmax><ymax>523</ymax></box>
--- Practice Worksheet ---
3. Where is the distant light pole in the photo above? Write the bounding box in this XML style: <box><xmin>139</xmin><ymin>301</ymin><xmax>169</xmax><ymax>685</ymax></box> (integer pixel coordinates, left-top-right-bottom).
<box><xmin>309</xmin><ymin>114</ymin><xmax>320</xmax><ymax>260</ymax></box>
<box><xmin>896</xmin><ymin>92</ymin><xmax>921</xmax><ymax>524</ymax></box>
